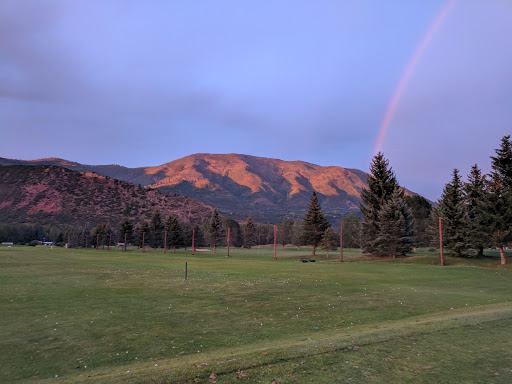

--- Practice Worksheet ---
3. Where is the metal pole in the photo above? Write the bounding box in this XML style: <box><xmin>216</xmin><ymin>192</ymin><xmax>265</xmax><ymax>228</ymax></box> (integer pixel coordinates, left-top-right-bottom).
<box><xmin>439</xmin><ymin>217</ymin><xmax>444</xmax><ymax>266</ymax></box>
<box><xmin>124</xmin><ymin>233</ymin><xmax>127</xmax><ymax>252</ymax></box>
<box><xmin>96</xmin><ymin>234</ymin><xmax>99</xmax><ymax>250</ymax></box>
<box><xmin>340</xmin><ymin>221</ymin><xmax>343</xmax><ymax>262</ymax></box>
<box><xmin>227</xmin><ymin>227</ymin><xmax>230</xmax><ymax>257</ymax></box>
<box><xmin>185</xmin><ymin>262</ymin><xmax>188</xmax><ymax>280</ymax></box>
<box><xmin>273</xmin><ymin>225</ymin><xmax>277</xmax><ymax>260</ymax></box>
<box><xmin>164</xmin><ymin>231</ymin><xmax>167</xmax><ymax>253</ymax></box>
<box><xmin>192</xmin><ymin>229</ymin><xmax>195</xmax><ymax>255</ymax></box>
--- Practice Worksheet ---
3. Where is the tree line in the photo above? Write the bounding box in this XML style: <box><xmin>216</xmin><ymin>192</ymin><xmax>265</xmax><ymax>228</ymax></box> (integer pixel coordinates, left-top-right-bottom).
<box><xmin>3</xmin><ymin>135</ymin><xmax>509</xmax><ymax>261</ymax></box>
<box><xmin>356</xmin><ymin>135</ymin><xmax>512</xmax><ymax>262</ymax></box>
<box><xmin>0</xmin><ymin>178</ymin><xmax>432</xmax><ymax>254</ymax></box>
<box><xmin>434</xmin><ymin>135</ymin><xmax>512</xmax><ymax>264</ymax></box>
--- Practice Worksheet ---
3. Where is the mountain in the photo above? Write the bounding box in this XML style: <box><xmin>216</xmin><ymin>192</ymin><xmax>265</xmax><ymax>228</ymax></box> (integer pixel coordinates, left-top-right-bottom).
<box><xmin>0</xmin><ymin>165</ymin><xmax>213</xmax><ymax>227</ymax></box>
<box><xmin>143</xmin><ymin>154</ymin><xmax>370</xmax><ymax>222</ymax></box>
<box><xmin>0</xmin><ymin>154</ymin><xmax>423</xmax><ymax>223</ymax></box>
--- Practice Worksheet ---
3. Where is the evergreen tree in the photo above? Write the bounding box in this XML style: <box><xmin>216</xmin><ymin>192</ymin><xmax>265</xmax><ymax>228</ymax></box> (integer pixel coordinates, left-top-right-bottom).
<box><xmin>490</xmin><ymin>135</ymin><xmax>512</xmax><ymax>188</ymax></box>
<box><xmin>360</xmin><ymin>153</ymin><xmax>410</xmax><ymax>256</ymax></box>
<box><xmin>261</xmin><ymin>224</ymin><xmax>274</xmax><ymax>245</ymax></box>
<box><xmin>254</xmin><ymin>223</ymin><xmax>271</xmax><ymax>245</ymax></box>
<box><xmin>481</xmin><ymin>173</ymin><xmax>512</xmax><ymax>265</ymax></box>
<box><xmin>165</xmin><ymin>215</ymin><xmax>182</xmax><ymax>253</ymax></box>
<box><xmin>341</xmin><ymin>214</ymin><xmax>362</xmax><ymax>249</ymax></box>
<box><xmin>373</xmin><ymin>190</ymin><xmax>413</xmax><ymax>258</ymax></box>
<box><xmin>481</xmin><ymin>136</ymin><xmax>512</xmax><ymax>265</ymax></box>
<box><xmin>180</xmin><ymin>223</ymin><xmax>193</xmax><ymax>250</ymax></box>
<box><xmin>207</xmin><ymin>209</ymin><xmax>223</xmax><ymax>254</ymax></box>
<box><xmin>243</xmin><ymin>217</ymin><xmax>256</xmax><ymax>248</ymax></box>
<box><xmin>320</xmin><ymin>227</ymin><xmax>338</xmax><ymax>258</ymax></box>
<box><xmin>438</xmin><ymin>169</ymin><xmax>468</xmax><ymax>257</ymax></box>
<box><xmin>193</xmin><ymin>225</ymin><xmax>206</xmax><ymax>247</ymax></box>
<box><xmin>91</xmin><ymin>223</ymin><xmax>108</xmax><ymax>248</ymax></box>
<box><xmin>137</xmin><ymin>221</ymin><xmax>150</xmax><ymax>249</ymax></box>
<box><xmin>118</xmin><ymin>218</ymin><xmax>134</xmax><ymax>244</ymax></box>
<box><xmin>405</xmin><ymin>195</ymin><xmax>432</xmax><ymax>247</ymax></box>
<box><xmin>278</xmin><ymin>219</ymin><xmax>294</xmax><ymax>246</ymax></box>
<box><xmin>301</xmin><ymin>192</ymin><xmax>330</xmax><ymax>256</ymax></box>
<box><xmin>150</xmin><ymin>209</ymin><xmax>164</xmax><ymax>249</ymax></box>
<box><xmin>222</xmin><ymin>217</ymin><xmax>243</xmax><ymax>248</ymax></box>
<box><xmin>291</xmin><ymin>220</ymin><xmax>303</xmax><ymax>249</ymax></box>
<box><xmin>464</xmin><ymin>165</ymin><xmax>486</xmax><ymax>256</ymax></box>
<box><xmin>427</xmin><ymin>207</ymin><xmax>441</xmax><ymax>249</ymax></box>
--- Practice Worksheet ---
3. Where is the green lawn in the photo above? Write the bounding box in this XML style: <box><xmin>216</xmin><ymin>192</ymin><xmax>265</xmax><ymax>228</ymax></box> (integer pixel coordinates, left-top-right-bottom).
<box><xmin>1</xmin><ymin>245</ymin><xmax>511</xmax><ymax>383</ymax></box>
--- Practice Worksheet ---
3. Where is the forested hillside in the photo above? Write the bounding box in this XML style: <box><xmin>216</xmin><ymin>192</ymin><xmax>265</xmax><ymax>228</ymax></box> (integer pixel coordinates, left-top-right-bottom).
<box><xmin>0</xmin><ymin>165</ymin><xmax>212</xmax><ymax>227</ymax></box>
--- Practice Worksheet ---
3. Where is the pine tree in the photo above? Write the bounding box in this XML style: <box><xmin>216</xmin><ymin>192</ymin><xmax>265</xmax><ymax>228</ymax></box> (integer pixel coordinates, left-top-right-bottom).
<box><xmin>341</xmin><ymin>213</ymin><xmax>362</xmax><ymax>249</ymax></box>
<box><xmin>427</xmin><ymin>207</ymin><xmax>441</xmax><ymax>249</ymax></box>
<box><xmin>438</xmin><ymin>169</ymin><xmax>468</xmax><ymax>257</ymax></box>
<box><xmin>373</xmin><ymin>190</ymin><xmax>413</xmax><ymax>258</ymax></box>
<box><xmin>481</xmin><ymin>136</ymin><xmax>512</xmax><ymax>265</ymax></box>
<box><xmin>360</xmin><ymin>152</ymin><xmax>410</xmax><ymax>256</ymax></box>
<box><xmin>207</xmin><ymin>209</ymin><xmax>222</xmax><ymax>254</ymax></box>
<box><xmin>118</xmin><ymin>218</ymin><xmax>134</xmax><ymax>245</ymax></box>
<box><xmin>91</xmin><ymin>223</ymin><xmax>108</xmax><ymax>249</ymax></box>
<box><xmin>137</xmin><ymin>221</ymin><xmax>150</xmax><ymax>249</ymax></box>
<box><xmin>301</xmin><ymin>192</ymin><xmax>330</xmax><ymax>256</ymax></box>
<box><xmin>464</xmin><ymin>165</ymin><xmax>486</xmax><ymax>256</ymax></box>
<box><xmin>405</xmin><ymin>195</ymin><xmax>432</xmax><ymax>247</ymax></box>
<box><xmin>150</xmin><ymin>209</ymin><xmax>164</xmax><ymax>250</ymax></box>
<box><xmin>222</xmin><ymin>217</ymin><xmax>243</xmax><ymax>248</ymax></box>
<box><xmin>243</xmin><ymin>217</ymin><xmax>256</xmax><ymax>248</ymax></box>
<box><xmin>291</xmin><ymin>220</ymin><xmax>303</xmax><ymax>249</ymax></box>
<box><xmin>165</xmin><ymin>215</ymin><xmax>182</xmax><ymax>253</ymax></box>
<box><xmin>180</xmin><ymin>223</ymin><xmax>193</xmax><ymax>250</ymax></box>
<box><xmin>320</xmin><ymin>227</ymin><xmax>338</xmax><ymax>258</ymax></box>
<box><xmin>490</xmin><ymin>135</ymin><xmax>512</xmax><ymax>187</ymax></box>
<box><xmin>278</xmin><ymin>219</ymin><xmax>294</xmax><ymax>246</ymax></box>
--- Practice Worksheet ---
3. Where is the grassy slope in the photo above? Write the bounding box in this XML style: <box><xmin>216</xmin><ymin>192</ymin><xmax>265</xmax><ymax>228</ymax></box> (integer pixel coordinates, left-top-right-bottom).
<box><xmin>1</xmin><ymin>246</ymin><xmax>511</xmax><ymax>383</ymax></box>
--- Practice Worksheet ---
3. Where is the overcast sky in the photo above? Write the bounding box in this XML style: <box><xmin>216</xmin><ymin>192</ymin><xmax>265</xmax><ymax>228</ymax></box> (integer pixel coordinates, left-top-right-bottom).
<box><xmin>1</xmin><ymin>0</ymin><xmax>511</xmax><ymax>200</ymax></box>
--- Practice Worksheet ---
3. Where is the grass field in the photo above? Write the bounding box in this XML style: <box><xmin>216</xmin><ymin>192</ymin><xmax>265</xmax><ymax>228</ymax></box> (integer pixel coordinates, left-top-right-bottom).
<box><xmin>1</xmin><ymin>245</ymin><xmax>512</xmax><ymax>383</ymax></box>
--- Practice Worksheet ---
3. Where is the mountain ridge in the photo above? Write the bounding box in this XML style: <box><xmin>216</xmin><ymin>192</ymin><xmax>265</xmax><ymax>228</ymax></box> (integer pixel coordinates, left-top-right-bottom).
<box><xmin>0</xmin><ymin>164</ymin><xmax>213</xmax><ymax>227</ymax></box>
<box><xmin>0</xmin><ymin>153</ymin><xmax>425</xmax><ymax>223</ymax></box>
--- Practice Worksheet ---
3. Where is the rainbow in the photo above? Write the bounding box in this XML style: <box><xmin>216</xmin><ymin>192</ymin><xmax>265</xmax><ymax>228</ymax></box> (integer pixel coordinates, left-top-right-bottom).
<box><xmin>373</xmin><ymin>0</ymin><xmax>456</xmax><ymax>156</ymax></box>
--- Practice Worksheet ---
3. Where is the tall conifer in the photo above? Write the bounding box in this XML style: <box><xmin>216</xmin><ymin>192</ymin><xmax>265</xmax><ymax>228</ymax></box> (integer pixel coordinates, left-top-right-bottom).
<box><xmin>165</xmin><ymin>215</ymin><xmax>182</xmax><ymax>253</ymax></box>
<box><xmin>243</xmin><ymin>217</ymin><xmax>256</xmax><ymax>248</ymax></box>
<box><xmin>119</xmin><ymin>218</ymin><xmax>134</xmax><ymax>244</ymax></box>
<box><xmin>373</xmin><ymin>190</ymin><xmax>413</xmax><ymax>258</ymax></box>
<box><xmin>438</xmin><ymin>169</ymin><xmax>468</xmax><ymax>257</ymax></box>
<box><xmin>341</xmin><ymin>214</ymin><xmax>362</xmax><ymax>249</ymax></box>
<box><xmin>301</xmin><ymin>192</ymin><xmax>330</xmax><ymax>256</ymax></box>
<box><xmin>481</xmin><ymin>136</ymin><xmax>512</xmax><ymax>264</ymax></box>
<box><xmin>150</xmin><ymin>209</ymin><xmax>164</xmax><ymax>249</ymax></box>
<box><xmin>490</xmin><ymin>135</ymin><xmax>512</xmax><ymax>187</ymax></box>
<box><xmin>208</xmin><ymin>209</ymin><xmax>222</xmax><ymax>254</ymax></box>
<box><xmin>360</xmin><ymin>152</ymin><xmax>410</xmax><ymax>256</ymax></box>
<box><xmin>464</xmin><ymin>164</ymin><xmax>486</xmax><ymax>256</ymax></box>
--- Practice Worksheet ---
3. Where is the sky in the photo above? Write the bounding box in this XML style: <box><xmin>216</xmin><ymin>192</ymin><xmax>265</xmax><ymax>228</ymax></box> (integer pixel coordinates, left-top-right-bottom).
<box><xmin>1</xmin><ymin>0</ymin><xmax>511</xmax><ymax>201</ymax></box>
